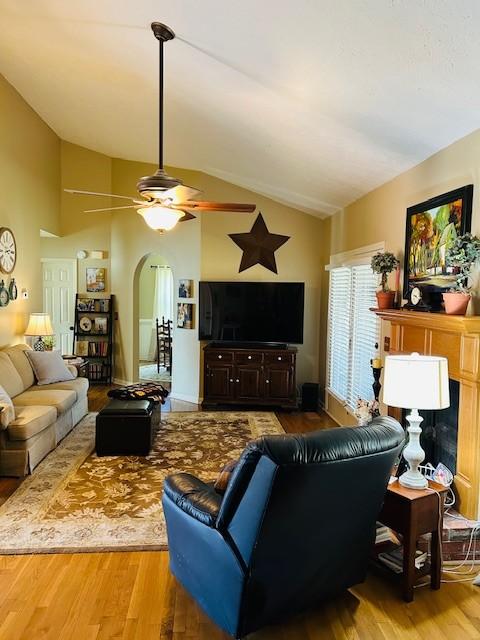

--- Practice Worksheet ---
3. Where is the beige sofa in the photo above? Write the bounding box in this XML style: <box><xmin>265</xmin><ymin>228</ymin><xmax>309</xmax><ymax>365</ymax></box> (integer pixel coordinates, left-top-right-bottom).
<box><xmin>0</xmin><ymin>344</ymin><xmax>89</xmax><ymax>476</ymax></box>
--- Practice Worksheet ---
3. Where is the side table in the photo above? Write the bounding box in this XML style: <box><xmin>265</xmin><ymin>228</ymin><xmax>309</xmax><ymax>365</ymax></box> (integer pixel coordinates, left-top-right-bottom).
<box><xmin>375</xmin><ymin>479</ymin><xmax>449</xmax><ymax>602</ymax></box>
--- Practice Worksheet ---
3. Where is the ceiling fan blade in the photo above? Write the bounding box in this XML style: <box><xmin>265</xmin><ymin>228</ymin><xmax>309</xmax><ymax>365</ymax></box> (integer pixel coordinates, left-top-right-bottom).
<box><xmin>173</xmin><ymin>202</ymin><xmax>256</xmax><ymax>212</ymax></box>
<box><xmin>161</xmin><ymin>185</ymin><xmax>202</xmax><ymax>203</ymax></box>
<box><xmin>178</xmin><ymin>211</ymin><xmax>197</xmax><ymax>222</ymax></box>
<box><xmin>84</xmin><ymin>205</ymin><xmax>141</xmax><ymax>213</ymax></box>
<box><xmin>65</xmin><ymin>188</ymin><xmax>143</xmax><ymax>203</ymax></box>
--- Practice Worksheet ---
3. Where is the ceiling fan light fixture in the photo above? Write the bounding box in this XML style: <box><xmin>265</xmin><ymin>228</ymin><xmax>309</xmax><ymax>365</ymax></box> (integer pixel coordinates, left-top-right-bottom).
<box><xmin>136</xmin><ymin>169</ymin><xmax>182</xmax><ymax>199</ymax></box>
<box><xmin>138</xmin><ymin>205</ymin><xmax>183</xmax><ymax>232</ymax></box>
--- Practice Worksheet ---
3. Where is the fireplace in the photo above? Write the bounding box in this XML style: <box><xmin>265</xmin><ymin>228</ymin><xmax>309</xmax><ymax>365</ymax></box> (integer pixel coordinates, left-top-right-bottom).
<box><xmin>374</xmin><ymin>308</ymin><xmax>480</xmax><ymax>520</ymax></box>
<box><xmin>403</xmin><ymin>378</ymin><xmax>459</xmax><ymax>475</ymax></box>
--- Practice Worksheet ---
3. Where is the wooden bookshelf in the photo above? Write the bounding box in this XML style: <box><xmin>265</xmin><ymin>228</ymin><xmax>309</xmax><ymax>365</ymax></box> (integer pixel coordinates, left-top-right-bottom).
<box><xmin>72</xmin><ymin>294</ymin><xmax>114</xmax><ymax>384</ymax></box>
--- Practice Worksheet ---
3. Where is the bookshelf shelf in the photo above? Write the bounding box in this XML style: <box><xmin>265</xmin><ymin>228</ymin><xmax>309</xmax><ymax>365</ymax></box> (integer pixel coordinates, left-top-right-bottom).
<box><xmin>73</xmin><ymin>294</ymin><xmax>114</xmax><ymax>384</ymax></box>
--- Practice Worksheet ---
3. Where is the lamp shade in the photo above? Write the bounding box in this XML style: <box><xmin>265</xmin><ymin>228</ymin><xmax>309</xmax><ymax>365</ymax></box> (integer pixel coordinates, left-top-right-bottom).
<box><xmin>25</xmin><ymin>313</ymin><xmax>54</xmax><ymax>337</ymax></box>
<box><xmin>137</xmin><ymin>206</ymin><xmax>183</xmax><ymax>231</ymax></box>
<box><xmin>383</xmin><ymin>352</ymin><xmax>449</xmax><ymax>410</ymax></box>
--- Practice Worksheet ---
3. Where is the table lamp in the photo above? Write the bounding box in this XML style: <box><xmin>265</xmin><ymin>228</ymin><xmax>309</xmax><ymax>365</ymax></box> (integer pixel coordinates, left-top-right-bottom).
<box><xmin>25</xmin><ymin>313</ymin><xmax>54</xmax><ymax>351</ymax></box>
<box><xmin>383</xmin><ymin>352</ymin><xmax>449</xmax><ymax>490</ymax></box>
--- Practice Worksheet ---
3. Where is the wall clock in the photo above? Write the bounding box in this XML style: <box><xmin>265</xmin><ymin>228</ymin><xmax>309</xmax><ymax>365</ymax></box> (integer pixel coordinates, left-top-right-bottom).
<box><xmin>8</xmin><ymin>278</ymin><xmax>17</xmax><ymax>301</ymax></box>
<box><xmin>0</xmin><ymin>280</ymin><xmax>10</xmax><ymax>307</ymax></box>
<box><xmin>0</xmin><ymin>228</ymin><xmax>16</xmax><ymax>274</ymax></box>
<box><xmin>79</xmin><ymin>316</ymin><xmax>92</xmax><ymax>332</ymax></box>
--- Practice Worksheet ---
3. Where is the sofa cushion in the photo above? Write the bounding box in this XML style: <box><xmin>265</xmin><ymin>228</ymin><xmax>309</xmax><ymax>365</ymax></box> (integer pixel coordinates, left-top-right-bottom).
<box><xmin>29</xmin><ymin>377</ymin><xmax>89</xmax><ymax>402</ymax></box>
<box><xmin>0</xmin><ymin>352</ymin><xmax>24</xmax><ymax>399</ymax></box>
<box><xmin>13</xmin><ymin>389</ymin><xmax>76</xmax><ymax>416</ymax></box>
<box><xmin>25</xmin><ymin>351</ymin><xmax>75</xmax><ymax>385</ymax></box>
<box><xmin>3</xmin><ymin>344</ymin><xmax>34</xmax><ymax>390</ymax></box>
<box><xmin>8</xmin><ymin>405</ymin><xmax>57</xmax><ymax>441</ymax></box>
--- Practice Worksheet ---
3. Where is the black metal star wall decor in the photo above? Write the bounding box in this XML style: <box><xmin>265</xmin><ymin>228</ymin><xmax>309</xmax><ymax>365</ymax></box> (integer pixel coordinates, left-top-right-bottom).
<box><xmin>229</xmin><ymin>212</ymin><xmax>290</xmax><ymax>274</ymax></box>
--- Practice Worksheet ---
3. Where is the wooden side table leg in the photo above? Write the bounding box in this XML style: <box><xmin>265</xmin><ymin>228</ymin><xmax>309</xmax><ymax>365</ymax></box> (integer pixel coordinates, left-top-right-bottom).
<box><xmin>430</xmin><ymin>494</ymin><xmax>444</xmax><ymax>590</ymax></box>
<box><xmin>403</xmin><ymin>527</ymin><xmax>417</xmax><ymax>602</ymax></box>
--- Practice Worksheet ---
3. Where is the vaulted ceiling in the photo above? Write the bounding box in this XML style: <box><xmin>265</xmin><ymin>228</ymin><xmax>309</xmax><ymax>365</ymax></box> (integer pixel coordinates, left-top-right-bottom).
<box><xmin>1</xmin><ymin>1</ymin><xmax>480</xmax><ymax>217</ymax></box>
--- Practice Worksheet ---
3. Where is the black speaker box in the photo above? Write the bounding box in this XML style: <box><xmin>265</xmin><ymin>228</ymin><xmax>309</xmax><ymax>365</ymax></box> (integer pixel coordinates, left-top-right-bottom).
<box><xmin>301</xmin><ymin>382</ymin><xmax>319</xmax><ymax>411</ymax></box>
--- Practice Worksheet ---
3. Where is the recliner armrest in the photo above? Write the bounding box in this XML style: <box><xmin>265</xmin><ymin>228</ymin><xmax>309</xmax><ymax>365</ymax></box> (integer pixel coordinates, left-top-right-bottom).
<box><xmin>164</xmin><ymin>472</ymin><xmax>222</xmax><ymax>528</ymax></box>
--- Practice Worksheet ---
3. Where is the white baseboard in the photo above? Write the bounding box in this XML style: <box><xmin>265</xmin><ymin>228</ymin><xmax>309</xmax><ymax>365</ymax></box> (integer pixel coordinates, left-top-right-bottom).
<box><xmin>169</xmin><ymin>392</ymin><xmax>200</xmax><ymax>405</ymax></box>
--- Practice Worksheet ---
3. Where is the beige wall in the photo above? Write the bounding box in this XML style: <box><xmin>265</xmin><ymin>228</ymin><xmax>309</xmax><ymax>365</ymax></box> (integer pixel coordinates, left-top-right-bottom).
<box><xmin>41</xmin><ymin>141</ymin><xmax>111</xmax><ymax>293</ymax></box>
<box><xmin>0</xmin><ymin>74</ymin><xmax>60</xmax><ymax>346</ymax></box>
<box><xmin>325</xmin><ymin>128</ymin><xmax>480</xmax><ymax>424</ymax></box>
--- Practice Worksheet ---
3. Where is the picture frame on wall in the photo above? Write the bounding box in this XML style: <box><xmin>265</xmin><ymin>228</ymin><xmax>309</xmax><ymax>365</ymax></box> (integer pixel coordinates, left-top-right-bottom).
<box><xmin>86</xmin><ymin>268</ymin><xmax>106</xmax><ymax>292</ymax></box>
<box><xmin>403</xmin><ymin>185</ymin><xmax>473</xmax><ymax>311</ymax></box>
<box><xmin>178</xmin><ymin>279</ymin><xmax>193</xmax><ymax>298</ymax></box>
<box><xmin>177</xmin><ymin>302</ymin><xmax>194</xmax><ymax>329</ymax></box>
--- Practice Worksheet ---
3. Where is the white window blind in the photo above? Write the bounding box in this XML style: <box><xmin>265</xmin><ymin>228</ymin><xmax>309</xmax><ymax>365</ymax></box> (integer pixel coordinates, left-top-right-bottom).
<box><xmin>328</xmin><ymin>267</ymin><xmax>352</xmax><ymax>401</ymax></box>
<box><xmin>327</xmin><ymin>264</ymin><xmax>380</xmax><ymax>410</ymax></box>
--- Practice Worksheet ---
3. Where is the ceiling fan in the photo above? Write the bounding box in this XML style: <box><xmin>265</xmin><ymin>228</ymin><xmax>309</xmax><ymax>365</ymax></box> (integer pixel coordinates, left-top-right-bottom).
<box><xmin>65</xmin><ymin>22</ymin><xmax>256</xmax><ymax>233</ymax></box>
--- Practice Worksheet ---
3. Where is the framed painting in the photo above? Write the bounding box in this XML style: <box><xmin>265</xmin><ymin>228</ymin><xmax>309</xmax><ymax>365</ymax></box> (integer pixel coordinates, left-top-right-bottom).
<box><xmin>403</xmin><ymin>185</ymin><xmax>473</xmax><ymax>309</ymax></box>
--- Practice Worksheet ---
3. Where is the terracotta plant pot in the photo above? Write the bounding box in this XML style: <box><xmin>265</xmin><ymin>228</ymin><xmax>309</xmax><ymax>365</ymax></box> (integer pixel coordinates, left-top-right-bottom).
<box><xmin>376</xmin><ymin>291</ymin><xmax>395</xmax><ymax>310</ymax></box>
<box><xmin>442</xmin><ymin>292</ymin><xmax>471</xmax><ymax>315</ymax></box>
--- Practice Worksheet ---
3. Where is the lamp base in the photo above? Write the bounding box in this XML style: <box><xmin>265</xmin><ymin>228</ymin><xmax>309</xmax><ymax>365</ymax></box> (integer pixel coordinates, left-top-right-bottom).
<box><xmin>399</xmin><ymin>469</ymin><xmax>428</xmax><ymax>489</ymax></box>
<box><xmin>400</xmin><ymin>408</ymin><xmax>428</xmax><ymax>491</ymax></box>
<box><xmin>34</xmin><ymin>336</ymin><xmax>46</xmax><ymax>351</ymax></box>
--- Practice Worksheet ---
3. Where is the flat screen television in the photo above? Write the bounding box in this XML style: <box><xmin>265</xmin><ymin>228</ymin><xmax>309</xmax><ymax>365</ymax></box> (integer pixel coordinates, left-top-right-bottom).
<box><xmin>199</xmin><ymin>281</ymin><xmax>304</xmax><ymax>344</ymax></box>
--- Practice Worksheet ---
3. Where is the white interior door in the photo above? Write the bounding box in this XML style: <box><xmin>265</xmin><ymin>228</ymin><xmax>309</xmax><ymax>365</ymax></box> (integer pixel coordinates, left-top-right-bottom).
<box><xmin>42</xmin><ymin>259</ymin><xmax>77</xmax><ymax>355</ymax></box>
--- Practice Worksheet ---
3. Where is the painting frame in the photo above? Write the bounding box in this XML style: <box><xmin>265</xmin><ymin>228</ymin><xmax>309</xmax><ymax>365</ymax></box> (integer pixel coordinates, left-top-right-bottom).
<box><xmin>177</xmin><ymin>302</ymin><xmax>194</xmax><ymax>329</ymax></box>
<box><xmin>178</xmin><ymin>279</ymin><xmax>193</xmax><ymax>299</ymax></box>
<box><xmin>403</xmin><ymin>185</ymin><xmax>473</xmax><ymax>308</ymax></box>
<box><xmin>86</xmin><ymin>267</ymin><xmax>106</xmax><ymax>293</ymax></box>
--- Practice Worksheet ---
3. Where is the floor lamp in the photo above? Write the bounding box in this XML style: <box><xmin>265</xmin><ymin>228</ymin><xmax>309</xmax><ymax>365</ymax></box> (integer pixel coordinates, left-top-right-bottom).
<box><xmin>383</xmin><ymin>352</ymin><xmax>449</xmax><ymax>490</ymax></box>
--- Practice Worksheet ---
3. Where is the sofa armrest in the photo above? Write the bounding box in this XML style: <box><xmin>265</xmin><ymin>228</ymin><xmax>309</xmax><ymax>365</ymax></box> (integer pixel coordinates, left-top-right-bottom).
<box><xmin>66</xmin><ymin>365</ymin><xmax>78</xmax><ymax>379</ymax></box>
<box><xmin>164</xmin><ymin>472</ymin><xmax>222</xmax><ymax>528</ymax></box>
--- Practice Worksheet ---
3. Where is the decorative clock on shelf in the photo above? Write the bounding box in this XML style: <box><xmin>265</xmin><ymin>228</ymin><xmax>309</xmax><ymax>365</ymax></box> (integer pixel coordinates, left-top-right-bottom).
<box><xmin>79</xmin><ymin>316</ymin><xmax>92</xmax><ymax>333</ymax></box>
<box><xmin>0</xmin><ymin>280</ymin><xmax>10</xmax><ymax>307</ymax></box>
<box><xmin>8</xmin><ymin>278</ymin><xmax>17</xmax><ymax>301</ymax></box>
<box><xmin>0</xmin><ymin>228</ymin><xmax>16</xmax><ymax>274</ymax></box>
<box><xmin>403</xmin><ymin>286</ymin><xmax>432</xmax><ymax>312</ymax></box>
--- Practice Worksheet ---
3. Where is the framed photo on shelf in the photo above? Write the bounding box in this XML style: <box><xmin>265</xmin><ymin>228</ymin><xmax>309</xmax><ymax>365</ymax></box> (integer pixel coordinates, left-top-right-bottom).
<box><xmin>75</xmin><ymin>340</ymin><xmax>89</xmax><ymax>357</ymax></box>
<box><xmin>177</xmin><ymin>302</ymin><xmax>194</xmax><ymax>329</ymax></box>
<box><xmin>86</xmin><ymin>268</ymin><xmax>106</xmax><ymax>292</ymax></box>
<box><xmin>94</xmin><ymin>317</ymin><xmax>108</xmax><ymax>334</ymax></box>
<box><xmin>403</xmin><ymin>185</ymin><xmax>473</xmax><ymax>310</ymax></box>
<box><xmin>178</xmin><ymin>279</ymin><xmax>193</xmax><ymax>298</ymax></box>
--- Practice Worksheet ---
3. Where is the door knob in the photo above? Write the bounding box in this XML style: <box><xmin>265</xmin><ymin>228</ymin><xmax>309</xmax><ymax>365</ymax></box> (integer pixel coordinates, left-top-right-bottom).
<box><xmin>229</xmin><ymin>379</ymin><xmax>233</xmax><ymax>383</ymax></box>
<box><xmin>266</xmin><ymin>380</ymin><xmax>270</xmax><ymax>384</ymax></box>
<box><xmin>248</xmin><ymin>355</ymin><xmax>252</xmax><ymax>360</ymax></box>
<box><xmin>236</xmin><ymin>379</ymin><xmax>240</xmax><ymax>383</ymax></box>
<box><xmin>218</xmin><ymin>354</ymin><xmax>222</xmax><ymax>359</ymax></box>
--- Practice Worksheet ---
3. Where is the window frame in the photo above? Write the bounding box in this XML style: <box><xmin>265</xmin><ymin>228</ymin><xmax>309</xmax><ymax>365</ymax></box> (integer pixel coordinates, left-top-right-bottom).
<box><xmin>325</xmin><ymin>243</ymin><xmax>384</xmax><ymax>412</ymax></box>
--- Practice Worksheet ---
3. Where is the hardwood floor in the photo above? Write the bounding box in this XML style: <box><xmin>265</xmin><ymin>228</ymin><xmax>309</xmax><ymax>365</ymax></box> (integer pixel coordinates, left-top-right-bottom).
<box><xmin>0</xmin><ymin>386</ymin><xmax>478</xmax><ymax>640</ymax></box>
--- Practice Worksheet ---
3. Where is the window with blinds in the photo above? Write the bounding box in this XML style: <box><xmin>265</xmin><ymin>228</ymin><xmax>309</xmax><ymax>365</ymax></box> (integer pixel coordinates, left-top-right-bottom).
<box><xmin>327</xmin><ymin>263</ymin><xmax>380</xmax><ymax>409</ymax></box>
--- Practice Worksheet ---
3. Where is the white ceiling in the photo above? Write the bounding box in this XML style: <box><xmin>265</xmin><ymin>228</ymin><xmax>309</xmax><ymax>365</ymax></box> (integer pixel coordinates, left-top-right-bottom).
<box><xmin>1</xmin><ymin>1</ymin><xmax>480</xmax><ymax>217</ymax></box>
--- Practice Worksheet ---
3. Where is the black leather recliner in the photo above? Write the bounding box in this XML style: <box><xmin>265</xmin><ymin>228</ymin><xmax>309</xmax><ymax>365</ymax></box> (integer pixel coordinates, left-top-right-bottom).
<box><xmin>162</xmin><ymin>416</ymin><xmax>405</xmax><ymax>638</ymax></box>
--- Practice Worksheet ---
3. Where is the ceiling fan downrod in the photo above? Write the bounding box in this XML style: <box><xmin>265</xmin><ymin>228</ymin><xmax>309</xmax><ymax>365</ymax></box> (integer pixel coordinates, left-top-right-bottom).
<box><xmin>136</xmin><ymin>22</ymin><xmax>182</xmax><ymax>198</ymax></box>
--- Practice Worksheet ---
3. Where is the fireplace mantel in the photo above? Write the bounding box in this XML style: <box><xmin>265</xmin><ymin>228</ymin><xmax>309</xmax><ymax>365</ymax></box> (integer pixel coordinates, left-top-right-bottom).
<box><xmin>373</xmin><ymin>308</ymin><xmax>480</xmax><ymax>520</ymax></box>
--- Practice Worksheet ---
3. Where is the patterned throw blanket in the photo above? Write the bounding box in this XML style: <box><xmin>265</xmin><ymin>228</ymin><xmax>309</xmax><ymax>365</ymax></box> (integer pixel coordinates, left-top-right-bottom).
<box><xmin>107</xmin><ymin>382</ymin><xmax>169</xmax><ymax>404</ymax></box>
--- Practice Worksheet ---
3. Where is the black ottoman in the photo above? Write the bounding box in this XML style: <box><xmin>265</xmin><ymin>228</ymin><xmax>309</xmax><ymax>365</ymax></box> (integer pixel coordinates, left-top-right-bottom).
<box><xmin>96</xmin><ymin>399</ymin><xmax>155</xmax><ymax>456</ymax></box>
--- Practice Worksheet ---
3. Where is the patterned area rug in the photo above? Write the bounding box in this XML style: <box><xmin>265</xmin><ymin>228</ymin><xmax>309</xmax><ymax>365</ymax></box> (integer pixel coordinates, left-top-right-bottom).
<box><xmin>0</xmin><ymin>411</ymin><xmax>283</xmax><ymax>554</ymax></box>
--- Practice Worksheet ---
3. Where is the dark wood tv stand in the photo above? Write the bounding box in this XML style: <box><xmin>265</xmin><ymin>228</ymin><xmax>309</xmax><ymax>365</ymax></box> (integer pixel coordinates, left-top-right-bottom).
<box><xmin>202</xmin><ymin>342</ymin><xmax>297</xmax><ymax>409</ymax></box>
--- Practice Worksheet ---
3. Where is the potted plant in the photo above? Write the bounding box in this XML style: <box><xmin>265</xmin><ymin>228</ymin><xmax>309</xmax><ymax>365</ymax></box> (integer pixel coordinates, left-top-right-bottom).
<box><xmin>371</xmin><ymin>252</ymin><xmax>399</xmax><ymax>309</ymax></box>
<box><xmin>443</xmin><ymin>233</ymin><xmax>480</xmax><ymax>315</ymax></box>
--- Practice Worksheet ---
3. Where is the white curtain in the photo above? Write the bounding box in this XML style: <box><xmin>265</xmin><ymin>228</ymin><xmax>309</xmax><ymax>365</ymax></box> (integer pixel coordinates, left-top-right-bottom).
<box><xmin>148</xmin><ymin>267</ymin><xmax>174</xmax><ymax>361</ymax></box>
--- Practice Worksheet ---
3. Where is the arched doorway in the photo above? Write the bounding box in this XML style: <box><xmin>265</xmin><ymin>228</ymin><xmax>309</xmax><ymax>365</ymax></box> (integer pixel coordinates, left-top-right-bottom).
<box><xmin>137</xmin><ymin>254</ymin><xmax>174</xmax><ymax>386</ymax></box>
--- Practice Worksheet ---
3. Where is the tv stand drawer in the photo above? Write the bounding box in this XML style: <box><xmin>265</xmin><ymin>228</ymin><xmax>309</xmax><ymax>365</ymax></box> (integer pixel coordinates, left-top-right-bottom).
<box><xmin>236</xmin><ymin>352</ymin><xmax>263</xmax><ymax>364</ymax></box>
<box><xmin>205</xmin><ymin>351</ymin><xmax>234</xmax><ymax>363</ymax></box>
